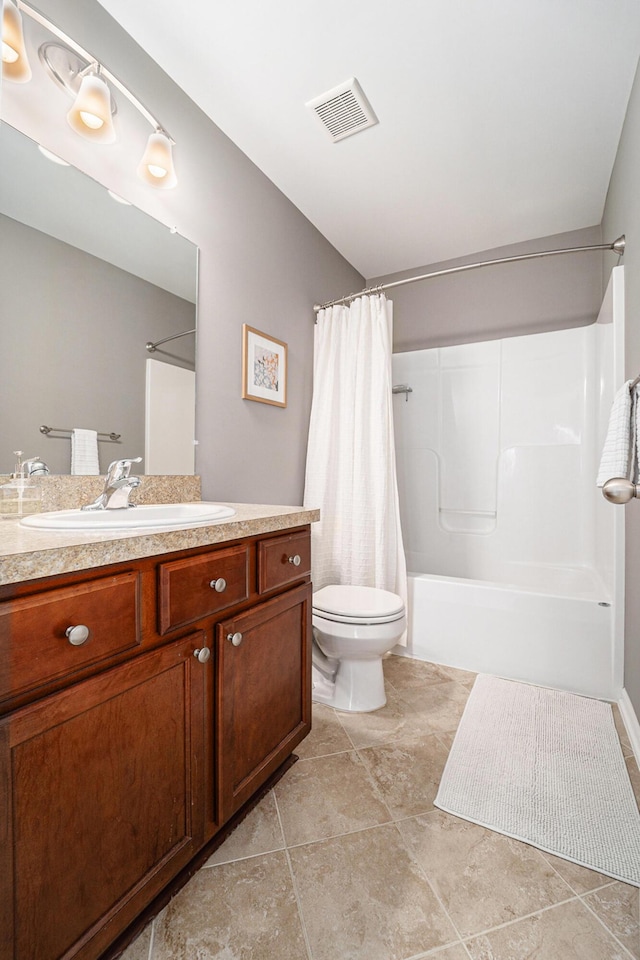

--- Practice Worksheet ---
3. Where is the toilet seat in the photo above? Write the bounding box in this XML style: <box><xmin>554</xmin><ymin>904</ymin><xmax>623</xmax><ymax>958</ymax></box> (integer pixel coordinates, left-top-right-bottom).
<box><xmin>313</xmin><ymin>584</ymin><xmax>405</xmax><ymax>625</ymax></box>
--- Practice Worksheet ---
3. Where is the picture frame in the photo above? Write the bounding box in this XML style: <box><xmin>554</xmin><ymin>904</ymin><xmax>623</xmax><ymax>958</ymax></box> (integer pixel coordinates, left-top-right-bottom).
<box><xmin>241</xmin><ymin>324</ymin><xmax>288</xmax><ymax>407</ymax></box>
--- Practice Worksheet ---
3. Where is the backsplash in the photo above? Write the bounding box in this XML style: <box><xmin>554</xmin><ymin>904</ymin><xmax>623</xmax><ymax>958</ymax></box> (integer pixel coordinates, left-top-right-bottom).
<box><xmin>0</xmin><ymin>475</ymin><xmax>202</xmax><ymax>512</ymax></box>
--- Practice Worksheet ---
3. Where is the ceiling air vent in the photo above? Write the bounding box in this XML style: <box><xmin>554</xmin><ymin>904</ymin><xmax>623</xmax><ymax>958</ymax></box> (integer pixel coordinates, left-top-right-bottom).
<box><xmin>306</xmin><ymin>77</ymin><xmax>378</xmax><ymax>143</ymax></box>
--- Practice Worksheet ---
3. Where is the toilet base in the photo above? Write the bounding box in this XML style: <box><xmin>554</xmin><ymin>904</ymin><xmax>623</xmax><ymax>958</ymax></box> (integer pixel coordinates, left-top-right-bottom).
<box><xmin>312</xmin><ymin>656</ymin><xmax>387</xmax><ymax>713</ymax></box>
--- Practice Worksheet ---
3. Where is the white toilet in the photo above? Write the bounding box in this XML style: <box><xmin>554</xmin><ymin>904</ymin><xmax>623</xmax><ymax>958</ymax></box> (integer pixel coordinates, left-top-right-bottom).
<box><xmin>311</xmin><ymin>584</ymin><xmax>406</xmax><ymax>712</ymax></box>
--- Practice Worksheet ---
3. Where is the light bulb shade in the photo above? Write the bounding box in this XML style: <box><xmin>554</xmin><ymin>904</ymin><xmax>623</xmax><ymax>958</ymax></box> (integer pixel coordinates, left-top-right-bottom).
<box><xmin>137</xmin><ymin>131</ymin><xmax>177</xmax><ymax>189</ymax></box>
<box><xmin>2</xmin><ymin>0</ymin><xmax>31</xmax><ymax>82</ymax></box>
<box><xmin>67</xmin><ymin>73</ymin><xmax>116</xmax><ymax>143</ymax></box>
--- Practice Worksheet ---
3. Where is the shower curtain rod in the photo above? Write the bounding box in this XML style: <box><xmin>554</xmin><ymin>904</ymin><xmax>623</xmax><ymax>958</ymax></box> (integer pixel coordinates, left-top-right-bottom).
<box><xmin>313</xmin><ymin>235</ymin><xmax>626</xmax><ymax>314</ymax></box>
<box><xmin>145</xmin><ymin>328</ymin><xmax>196</xmax><ymax>352</ymax></box>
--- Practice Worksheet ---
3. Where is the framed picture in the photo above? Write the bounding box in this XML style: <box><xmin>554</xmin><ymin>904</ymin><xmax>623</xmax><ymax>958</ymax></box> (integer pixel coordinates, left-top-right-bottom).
<box><xmin>242</xmin><ymin>324</ymin><xmax>288</xmax><ymax>407</ymax></box>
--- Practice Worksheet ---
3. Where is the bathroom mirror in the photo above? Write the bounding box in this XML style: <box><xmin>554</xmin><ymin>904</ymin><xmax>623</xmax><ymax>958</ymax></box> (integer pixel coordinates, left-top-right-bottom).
<box><xmin>0</xmin><ymin>122</ymin><xmax>198</xmax><ymax>475</ymax></box>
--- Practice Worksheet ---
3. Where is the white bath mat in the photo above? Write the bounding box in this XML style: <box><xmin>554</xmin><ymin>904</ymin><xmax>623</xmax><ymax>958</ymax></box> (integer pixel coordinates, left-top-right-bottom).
<box><xmin>434</xmin><ymin>674</ymin><xmax>640</xmax><ymax>886</ymax></box>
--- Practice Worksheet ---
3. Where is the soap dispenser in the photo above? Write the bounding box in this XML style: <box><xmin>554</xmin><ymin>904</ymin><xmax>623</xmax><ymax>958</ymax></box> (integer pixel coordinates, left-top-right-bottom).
<box><xmin>0</xmin><ymin>451</ymin><xmax>44</xmax><ymax>519</ymax></box>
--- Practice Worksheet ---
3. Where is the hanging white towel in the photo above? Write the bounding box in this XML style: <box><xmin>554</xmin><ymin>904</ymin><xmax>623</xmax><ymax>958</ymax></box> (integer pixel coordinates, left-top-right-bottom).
<box><xmin>71</xmin><ymin>428</ymin><xmax>100</xmax><ymax>475</ymax></box>
<box><xmin>597</xmin><ymin>381</ymin><xmax>636</xmax><ymax>487</ymax></box>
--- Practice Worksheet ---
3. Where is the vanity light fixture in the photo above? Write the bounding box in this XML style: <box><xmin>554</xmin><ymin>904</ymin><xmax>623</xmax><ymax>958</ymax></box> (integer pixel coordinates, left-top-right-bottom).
<box><xmin>37</xmin><ymin>144</ymin><xmax>70</xmax><ymax>165</ymax></box>
<box><xmin>2</xmin><ymin>1</ymin><xmax>177</xmax><ymax>188</ymax></box>
<box><xmin>1</xmin><ymin>0</ymin><xmax>31</xmax><ymax>81</ymax></box>
<box><xmin>107</xmin><ymin>190</ymin><xmax>132</xmax><ymax>205</ymax></box>
<box><xmin>137</xmin><ymin>130</ymin><xmax>177</xmax><ymax>190</ymax></box>
<box><xmin>66</xmin><ymin>67</ymin><xmax>116</xmax><ymax>143</ymax></box>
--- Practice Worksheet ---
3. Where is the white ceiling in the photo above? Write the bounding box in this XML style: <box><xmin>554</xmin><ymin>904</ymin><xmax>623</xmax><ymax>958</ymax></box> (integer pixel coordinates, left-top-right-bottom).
<box><xmin>96</xmin><ymin>0</ymin><xmax>640</xmax><ymax>278</ymax></box>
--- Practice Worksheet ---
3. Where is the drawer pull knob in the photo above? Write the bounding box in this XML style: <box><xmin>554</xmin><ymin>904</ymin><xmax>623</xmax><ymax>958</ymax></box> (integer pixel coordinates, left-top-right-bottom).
<box><xmin>66</xmin><ymin>624</ymin><xmax>90</xmax><ymax>646</ymax></box>
<box><xmin>227</xmin><ymin>632</ymin><xmax>243</xmax><ymax>647</ymax></box>
<box><xmin>209</xmin><ymin>578</ymin><xmax>227</xmax><ymax>592</ymax></box>
<box><xmin>288</xmin><ymin>554</ymin><xmax>302</xmax><ymax>566</ymax></box>
<box><xmin>194</xmin><ymin>647</ymin><xmax>211</xmax><ymax>663</ymax></box>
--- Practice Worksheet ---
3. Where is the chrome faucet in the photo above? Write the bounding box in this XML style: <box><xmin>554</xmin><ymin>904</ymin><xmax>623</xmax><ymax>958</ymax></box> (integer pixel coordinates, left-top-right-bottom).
<box><xmin>82</xmin><ymin>458</ymin><xmax>142</xmax><ymax>511</ymax></box>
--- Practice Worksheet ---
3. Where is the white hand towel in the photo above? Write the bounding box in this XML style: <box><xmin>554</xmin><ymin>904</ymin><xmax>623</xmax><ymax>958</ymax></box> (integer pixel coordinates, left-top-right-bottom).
<box><xmin>71</xmin><ymin>428</ymin><xmax>100</xmax><ymax>475</ymax></box>
<box><xmin>597</xmin><ymin>381</ymin><xmax>635</xmax><ymax>487</ymax></box>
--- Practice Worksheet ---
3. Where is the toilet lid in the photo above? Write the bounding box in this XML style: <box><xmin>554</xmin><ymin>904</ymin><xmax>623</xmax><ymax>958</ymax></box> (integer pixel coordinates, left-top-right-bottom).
<box><xmin>313</xmin><ymin>584</ymin><xmax>405</xmax><ymax>624</ymax></box>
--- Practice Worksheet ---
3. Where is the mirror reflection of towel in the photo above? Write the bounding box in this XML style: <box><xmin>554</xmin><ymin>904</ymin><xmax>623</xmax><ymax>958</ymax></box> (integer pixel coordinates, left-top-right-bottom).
<box><xmin>71</xmin><ymin>428</ymin><xmax>99</xmax><ymax>475</ymax></box>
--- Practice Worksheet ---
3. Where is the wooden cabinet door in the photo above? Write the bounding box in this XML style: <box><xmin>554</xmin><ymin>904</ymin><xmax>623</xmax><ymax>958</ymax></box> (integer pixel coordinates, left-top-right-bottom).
<box><xmin>216</xmin><ymin>583</ymin><xmax>312</xmax><ymax>821</ymax></box>
<box><xmin>0</xmin><ymin>634</ymin><xmax>209</xmax><ymax>960</ymax></box>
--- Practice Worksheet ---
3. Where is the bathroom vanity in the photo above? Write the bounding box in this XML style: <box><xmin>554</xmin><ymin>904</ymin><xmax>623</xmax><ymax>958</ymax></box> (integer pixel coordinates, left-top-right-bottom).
<box><xmin>0</xmin><ymin>503</ymin><xmax>317</xmax><ymax>960</ymax></box>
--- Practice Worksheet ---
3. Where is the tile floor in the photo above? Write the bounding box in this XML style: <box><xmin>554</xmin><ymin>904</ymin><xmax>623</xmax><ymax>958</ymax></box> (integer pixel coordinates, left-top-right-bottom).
<box><xmin>122</xmin><ymin>656</ymin><xmax>640</xmax><ymax>960</ymax></box>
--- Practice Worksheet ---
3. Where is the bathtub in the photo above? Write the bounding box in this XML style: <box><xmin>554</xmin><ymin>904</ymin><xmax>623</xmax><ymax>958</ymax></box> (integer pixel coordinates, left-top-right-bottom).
<box><xmin>391</xmin><ymin>317</ymin><xmax>625</xmax><ymax>703</ymax></box>
<box><xmin>397</xmin><ymin>568</ymin><xmax>617</xmax><ymax>700</ymax></box>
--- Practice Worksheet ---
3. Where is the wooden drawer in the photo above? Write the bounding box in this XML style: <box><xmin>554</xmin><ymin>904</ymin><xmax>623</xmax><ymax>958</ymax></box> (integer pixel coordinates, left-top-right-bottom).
<box><xmin>0</xmin><ymin>571</ymin><xmax>140</xmax><ymax>702</ymax></box>
<box><xmin>158</xmin><ymin>543</ymin><xmax>249</xmax><ymax>634</ymax></box>
<box><xmin>257</xmin><ymin>530</ymin><xmax>311</xmax><ymax>594</ymax></box>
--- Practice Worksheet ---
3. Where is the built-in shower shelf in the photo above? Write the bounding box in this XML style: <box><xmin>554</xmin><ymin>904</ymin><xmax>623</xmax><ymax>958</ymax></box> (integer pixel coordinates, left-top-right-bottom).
<box><xmin>438</xmin><ymin>509</ymin><xmax>497</xmax><ymax>517</ymax></box>
<box><xmin>439</xmin><ymin>508</ymin><xmax>497</xmax><ymax>535</ymax></box>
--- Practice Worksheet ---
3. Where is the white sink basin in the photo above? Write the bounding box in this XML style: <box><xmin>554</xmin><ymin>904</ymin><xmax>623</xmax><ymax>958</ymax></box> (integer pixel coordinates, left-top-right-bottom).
<box><xmin>20</xmin><ymin>502</ymin><xmax>236</xmax><ymax>531</ymax></box>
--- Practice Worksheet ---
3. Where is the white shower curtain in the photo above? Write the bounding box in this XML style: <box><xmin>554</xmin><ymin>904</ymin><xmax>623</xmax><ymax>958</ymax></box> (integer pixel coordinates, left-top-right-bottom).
<box><xmin>303</xmin><ymin>294</ymin><xmax>407</xmax><ymax>611</ymax></box>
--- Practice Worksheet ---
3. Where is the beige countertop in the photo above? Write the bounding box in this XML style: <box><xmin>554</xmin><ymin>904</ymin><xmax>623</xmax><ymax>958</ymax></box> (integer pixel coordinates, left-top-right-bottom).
<box><xmin>0</xmin><ymin>503</ymin><xmax>319</xmax><ymax>586</ymax></box>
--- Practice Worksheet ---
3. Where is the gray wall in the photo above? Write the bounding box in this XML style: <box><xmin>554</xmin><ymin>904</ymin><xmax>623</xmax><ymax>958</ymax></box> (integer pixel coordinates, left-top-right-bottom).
<box><xmin>0</xmin><ymin>215</ymin><xmax>195</xmax><ymax>475</ymax></box>
<box><xmin>368</xmin><ymin>226</ymin><xmax>604</xmax><ymax>353</ymax></box>
<box><xmin>603</xmin><ymin>58</ymin><xmax>640</xmax><ymax>717</ymax></box>
<box><xmin>3</xmin><ymin>0</ymin><xmax>362</xmax><ymax>506</ymax></box>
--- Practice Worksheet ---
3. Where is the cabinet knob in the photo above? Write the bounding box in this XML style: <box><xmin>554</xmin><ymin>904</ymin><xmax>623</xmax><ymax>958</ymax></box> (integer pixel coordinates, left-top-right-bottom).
<box><xmin>288</xmin><ymin>554</ymin><xmax>302</xmax><ymax>566</ymax></box>
<box><xmin>209</xmin><ymin>578</ymin><xmax>227</xmax><ymax>592</ymax></box>
<box><xmin>227</xmin><ymin>632</ymin><xmax>243</xmax><ymax>647</ymax></box>
<box><xmin>193</xmin><ymin>647</ymin><xmax>211</xmax><ymax>663</ymax></box>
<box><xmin>66</xmin><ymin>624</ymin><xmax>90</xmax><ymax>646</ymax></box>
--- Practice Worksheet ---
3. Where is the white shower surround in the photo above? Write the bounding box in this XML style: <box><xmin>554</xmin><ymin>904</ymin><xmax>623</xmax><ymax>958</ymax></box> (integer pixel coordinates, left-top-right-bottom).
<box><xmin>392</xmin><ymin>268</ymin><xmax>624</xmax><ymax>700</ymax></box>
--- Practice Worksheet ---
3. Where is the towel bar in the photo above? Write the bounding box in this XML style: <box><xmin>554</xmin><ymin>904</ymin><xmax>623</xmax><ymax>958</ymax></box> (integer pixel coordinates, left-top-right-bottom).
<box><xmin>602</xmin><ymin>477</ymin><xmax>639</xmax><ymax>504</ymax></box>
<box><xmin>40</xmin><ymin>425</ymin><xmax>121</xmax><ymax>442</ymax></box>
